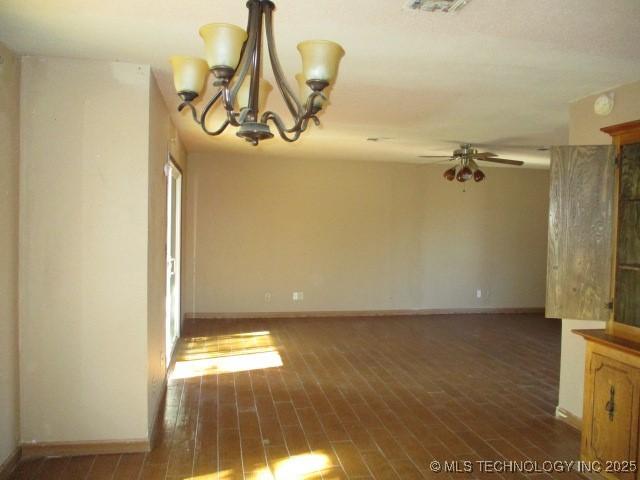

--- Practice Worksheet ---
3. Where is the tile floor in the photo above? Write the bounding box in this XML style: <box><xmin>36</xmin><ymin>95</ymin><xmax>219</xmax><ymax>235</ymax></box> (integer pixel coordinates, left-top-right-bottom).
<box><xmin>9</xmin><ymin>314</ymin><xmax>582</xmax><ymax>480</ymax></box>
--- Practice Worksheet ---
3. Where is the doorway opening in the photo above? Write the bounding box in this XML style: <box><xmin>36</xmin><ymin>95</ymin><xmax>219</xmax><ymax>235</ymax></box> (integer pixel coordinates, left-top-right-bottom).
<box><xmin>165</xmin><ymin>156</ymin><xmax>182</xmax><ymax>366</ymax></box>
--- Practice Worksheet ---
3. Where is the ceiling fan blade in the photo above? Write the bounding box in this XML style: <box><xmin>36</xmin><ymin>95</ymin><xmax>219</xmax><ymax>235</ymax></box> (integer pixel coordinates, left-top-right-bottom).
<box><xmin>478</xmin><ymin>158</ymin><xmax>525</xmax><ymax>166</ymax></box>
<box><xmin>418</xmin><ymin>155</ymin><xmax>453</xmax><ymax>158</ymax></box>
<box><xmin>472</xmin><ymin>152</ymin><xmax>498</xmax><ymax>158</ymax></box>
<box><xmin>420</xmin><ymin>158</ymin><xmax>454</xmax><ymax>165</ymax></box>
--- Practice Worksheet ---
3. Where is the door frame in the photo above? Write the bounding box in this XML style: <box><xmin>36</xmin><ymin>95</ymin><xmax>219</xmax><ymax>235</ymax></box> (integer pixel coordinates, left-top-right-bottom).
<box><xmin>165</xmin><ymin>155</ymin><xmax>183</xmax><ymax>366</ymax></box>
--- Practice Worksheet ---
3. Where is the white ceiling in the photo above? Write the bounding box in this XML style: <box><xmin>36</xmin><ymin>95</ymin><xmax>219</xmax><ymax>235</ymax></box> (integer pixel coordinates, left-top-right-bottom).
<box><xmin>1</xmin><ymin>0</ymin><xmax>640</xmax><ymax>167</ymax></box>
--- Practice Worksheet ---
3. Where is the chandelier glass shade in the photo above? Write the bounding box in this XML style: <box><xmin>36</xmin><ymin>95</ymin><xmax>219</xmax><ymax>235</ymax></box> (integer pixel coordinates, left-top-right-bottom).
<box><xmin>169</xmin><ymin>0</ymin><xmax>345</xmax><ymax>145</ymax></box>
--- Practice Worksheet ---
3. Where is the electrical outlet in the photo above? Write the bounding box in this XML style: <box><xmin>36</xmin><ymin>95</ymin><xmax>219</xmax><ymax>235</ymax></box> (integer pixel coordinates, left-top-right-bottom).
<box><xmin>264</xmin><ymin>292</ymin><xmax>272</xmax><ymax>303</ymax></box>
<box><xmin>292</xmin><ymin>291</ymin><xmax>304</xmax><ymax>303</ymax></box>
<box><xmin>476</xmin><ymin>289</ymin><xmax>482</xmax><ymax>299</ymax></box>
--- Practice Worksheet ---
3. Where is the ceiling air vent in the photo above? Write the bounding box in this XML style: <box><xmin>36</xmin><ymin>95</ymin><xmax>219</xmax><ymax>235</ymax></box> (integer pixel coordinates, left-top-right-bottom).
<box><xmin>405</xmin><ymin>0</ymin><xmax>471</xmax><ymax>13</ymax></box>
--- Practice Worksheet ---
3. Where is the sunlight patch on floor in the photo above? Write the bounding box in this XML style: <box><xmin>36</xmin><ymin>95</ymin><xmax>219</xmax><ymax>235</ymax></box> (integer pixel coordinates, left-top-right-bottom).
<box><xmin>184</xmin><ymin>452</ymin><xmax>332</xmax><ymax>480</ymax></box>
<box><xmin>171</xmin><ymin>350</ymin><xmax>283</xmax><ymax>379</ymax></box>
<box><xmin>170</xmin><ymin>331</ymin><xmax>283</xmax><ymax>380</ymax></box>
<box><xmin>260</xmin><ymin>452</ymin><xmax>331</xmax><ymax>479</ymax></box>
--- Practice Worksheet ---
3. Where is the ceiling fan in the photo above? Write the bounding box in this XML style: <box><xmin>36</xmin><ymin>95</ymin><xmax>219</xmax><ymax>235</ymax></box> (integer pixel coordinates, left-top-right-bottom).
<box><xmin>419</xmin><ymin>144</ymin><xmax>525</xmax><ymax>182</ymax></box>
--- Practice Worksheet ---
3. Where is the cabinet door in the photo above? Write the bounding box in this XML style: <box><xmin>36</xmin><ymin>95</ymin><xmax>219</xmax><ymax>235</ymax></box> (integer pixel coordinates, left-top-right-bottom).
<box><xmin>615</xmin><ymin>143</ymin><xmax>640</xmax><ymax>327</ymax></box>
<box><xmin>546</xmin><ymin>145</ymin><xmax>615</xmax><ymax>320</ymax></box>
<box><xmin>584</xmin><ymin>353</ymin><xmax>639</xmax><ymax>480</ymax></box>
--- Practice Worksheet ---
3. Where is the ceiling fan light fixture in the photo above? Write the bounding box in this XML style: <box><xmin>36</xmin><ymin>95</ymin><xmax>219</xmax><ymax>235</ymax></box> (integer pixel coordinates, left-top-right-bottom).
<box><xmin>443</xmin><ymin>167</ymin><xmax>457</xmax><ymax>181</ymax></box>
<box><xmin>456</xmin><ymin>166</ymin><xmax>473</xmax><ymax>182</ymax></box>
<box><xmin>423</xmin><ymin>144</ymin><xmax>524</xmax><ymax>183</ymax></box>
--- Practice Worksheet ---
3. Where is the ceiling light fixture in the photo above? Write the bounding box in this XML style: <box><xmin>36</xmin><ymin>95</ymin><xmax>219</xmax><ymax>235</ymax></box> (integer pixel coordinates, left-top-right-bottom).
<box><xmin>442</xmin><ymin>159</ymin><xmax>485</xmax><ymax>183</ymax></box>
<box><xmin>169</xmin><ymin>0</ymin><xmax>345</xmax><ymax>146</ymax></box>
<box><xmin>420</xmin><ymin>144</ymin><xmax>525</xmax><ymax>183</ymax></box>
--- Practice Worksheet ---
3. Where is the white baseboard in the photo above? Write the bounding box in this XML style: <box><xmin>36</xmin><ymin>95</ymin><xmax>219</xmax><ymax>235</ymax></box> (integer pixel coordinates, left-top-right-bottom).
<box><xmin>555</xmin><ymin>405</ymin><xmax>582</xmax><ymax>430</ymax></box>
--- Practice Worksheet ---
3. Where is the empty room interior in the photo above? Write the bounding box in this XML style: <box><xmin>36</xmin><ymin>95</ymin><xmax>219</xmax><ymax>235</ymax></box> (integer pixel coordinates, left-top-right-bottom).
<box><xmin>2</xmin><ymin>0</ymin><xmax>640</xmax><ymax>479</ymax></box>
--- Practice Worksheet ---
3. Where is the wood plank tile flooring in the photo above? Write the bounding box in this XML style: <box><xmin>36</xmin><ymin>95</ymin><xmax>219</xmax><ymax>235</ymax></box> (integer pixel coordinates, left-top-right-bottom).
<box><xmin>9</xmin><ymin>314</ymin><xmax>582</xmax><ymax>480</ymax></box>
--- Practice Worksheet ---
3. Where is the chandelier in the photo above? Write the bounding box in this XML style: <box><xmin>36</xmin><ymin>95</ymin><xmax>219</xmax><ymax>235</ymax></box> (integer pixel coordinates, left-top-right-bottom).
<box><xmin>169</xmin><ymin>0</ymin><xmax>345</xmax><ymax>146</ymax></box>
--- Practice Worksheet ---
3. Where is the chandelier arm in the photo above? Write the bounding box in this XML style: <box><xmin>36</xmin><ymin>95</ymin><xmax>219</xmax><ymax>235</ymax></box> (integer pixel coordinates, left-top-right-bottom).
<box><xmin>202</xmin><ymin>119</ymin><xmax>231</xmax><ymax>136</ymax></box>
<box><xmin>197</xmin><ymin>89</ymin><xmax>233</xmax><ymax>136</ymax></box>
<box><xmin>261</xmin><ymin>111</ymin><xmax>303</xmax><ymax>142</ymax></box>
<box><xmin>237</xmin><ymin>107</ymin><xmax>252</xmax><ymax>124</ymax></box>
<box><xmin>263</xmin><ymin>6</ymin><xmax>303</xmax><ymax>120</ymax></box>
<box><xmin>226</xmin><ymin>0</ymin><xmax>261</xmax><ymax>109</ymax></box>
<box><xmin>178</xmin><ymin>102</ymin><xmax>201</xmax><ymax>125</ymax></box>
<box><xmin>220</xmin><ymin>87</ymin><xmax>243</xmax><ymax>127</ymax></box>
<box><xmin>262</xmin><ymin>91</ymin><xmax>322</xmax><ymax>141</ymax></box>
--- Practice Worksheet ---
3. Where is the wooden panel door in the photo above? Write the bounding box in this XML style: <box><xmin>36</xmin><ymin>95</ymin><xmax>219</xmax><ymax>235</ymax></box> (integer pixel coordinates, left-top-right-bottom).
<box><xmin>583</xmin><ymin>352</ymin><xmax>639</xmax><ymax>480</ymax></box>
<box><xmin>546</xmin><ymin>145</ymin><xmax>615</xmax><ymax>320</ymax></box>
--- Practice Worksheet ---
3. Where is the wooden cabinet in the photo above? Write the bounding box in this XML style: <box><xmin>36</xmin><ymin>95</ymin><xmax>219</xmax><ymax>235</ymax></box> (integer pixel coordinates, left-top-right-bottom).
<box><xmin>573</xmin><ymin>121</ymin><xmax>640</xmax><ymax>480</ymax></box>
<box><xmin>577</xmin><ymin>333</ymin><xmax>640</xmax><ymax>480</ymax></box>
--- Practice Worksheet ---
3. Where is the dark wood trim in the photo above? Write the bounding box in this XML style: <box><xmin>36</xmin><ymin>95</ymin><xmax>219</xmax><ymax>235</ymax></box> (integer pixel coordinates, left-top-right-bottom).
<box><xmin>185</xmin><ymin>307</ymin><xmax>545</xmax><ymax>320</ymax></box>
<box><xmin>573</xmin><ymin>328</ymin><xmax>640</xmax><ymax>357</ymax></box>
<box><xmin>0</xmin><ymin>447</ymin><xmax>21</xmax><ymax>480</ymax></box>
<box><xmin>20</xmin><ymin>440</ymin><xmax>149</xmax><ymax>459</ymax></box>
<box><xmin>601</xmin><ymin>120</ymin><xmax>640</xmax><ymax>137</ymax></box>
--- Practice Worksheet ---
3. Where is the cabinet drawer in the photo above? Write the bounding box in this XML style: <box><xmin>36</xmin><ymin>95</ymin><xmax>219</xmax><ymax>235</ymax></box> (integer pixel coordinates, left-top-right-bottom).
<box><xmin>583</xmin><ymin>353</ymin><xmax>639</xmax><ymax>480</ymax></box>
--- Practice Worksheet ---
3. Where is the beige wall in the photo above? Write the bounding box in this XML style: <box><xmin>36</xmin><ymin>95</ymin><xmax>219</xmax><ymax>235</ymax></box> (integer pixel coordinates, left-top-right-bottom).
<box><xmin>558</xmin><ymin>319</ymin><xmax>603</xmax><ymax>419</ymax></box>
<box><xmin>147</xmin><ymin>75</ymin><xmax>181</xmax><ymax>431</ymax></box>
<box><xmin>184</xmin><ymin>154</ymin><xmax>549</xmax><ymax>316</ymax></box>
<box><xmin>569</xmin><ymin>80</ymin><xmax>640</xmax><ymax>145</ymax></box>
<box><xmin>558</xmin><ymin>79</ymin><xmax>640</xmax><ymax>420</ymax></box>
<box><xmin>0</xmin><ymin>42</ymin><xmax>21</xmax><ymax>467</ymax></box>
<box><xmin>19</xmin><ymin>57</ymin><xmax>152</xmax><ymax>443</ymax></box>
